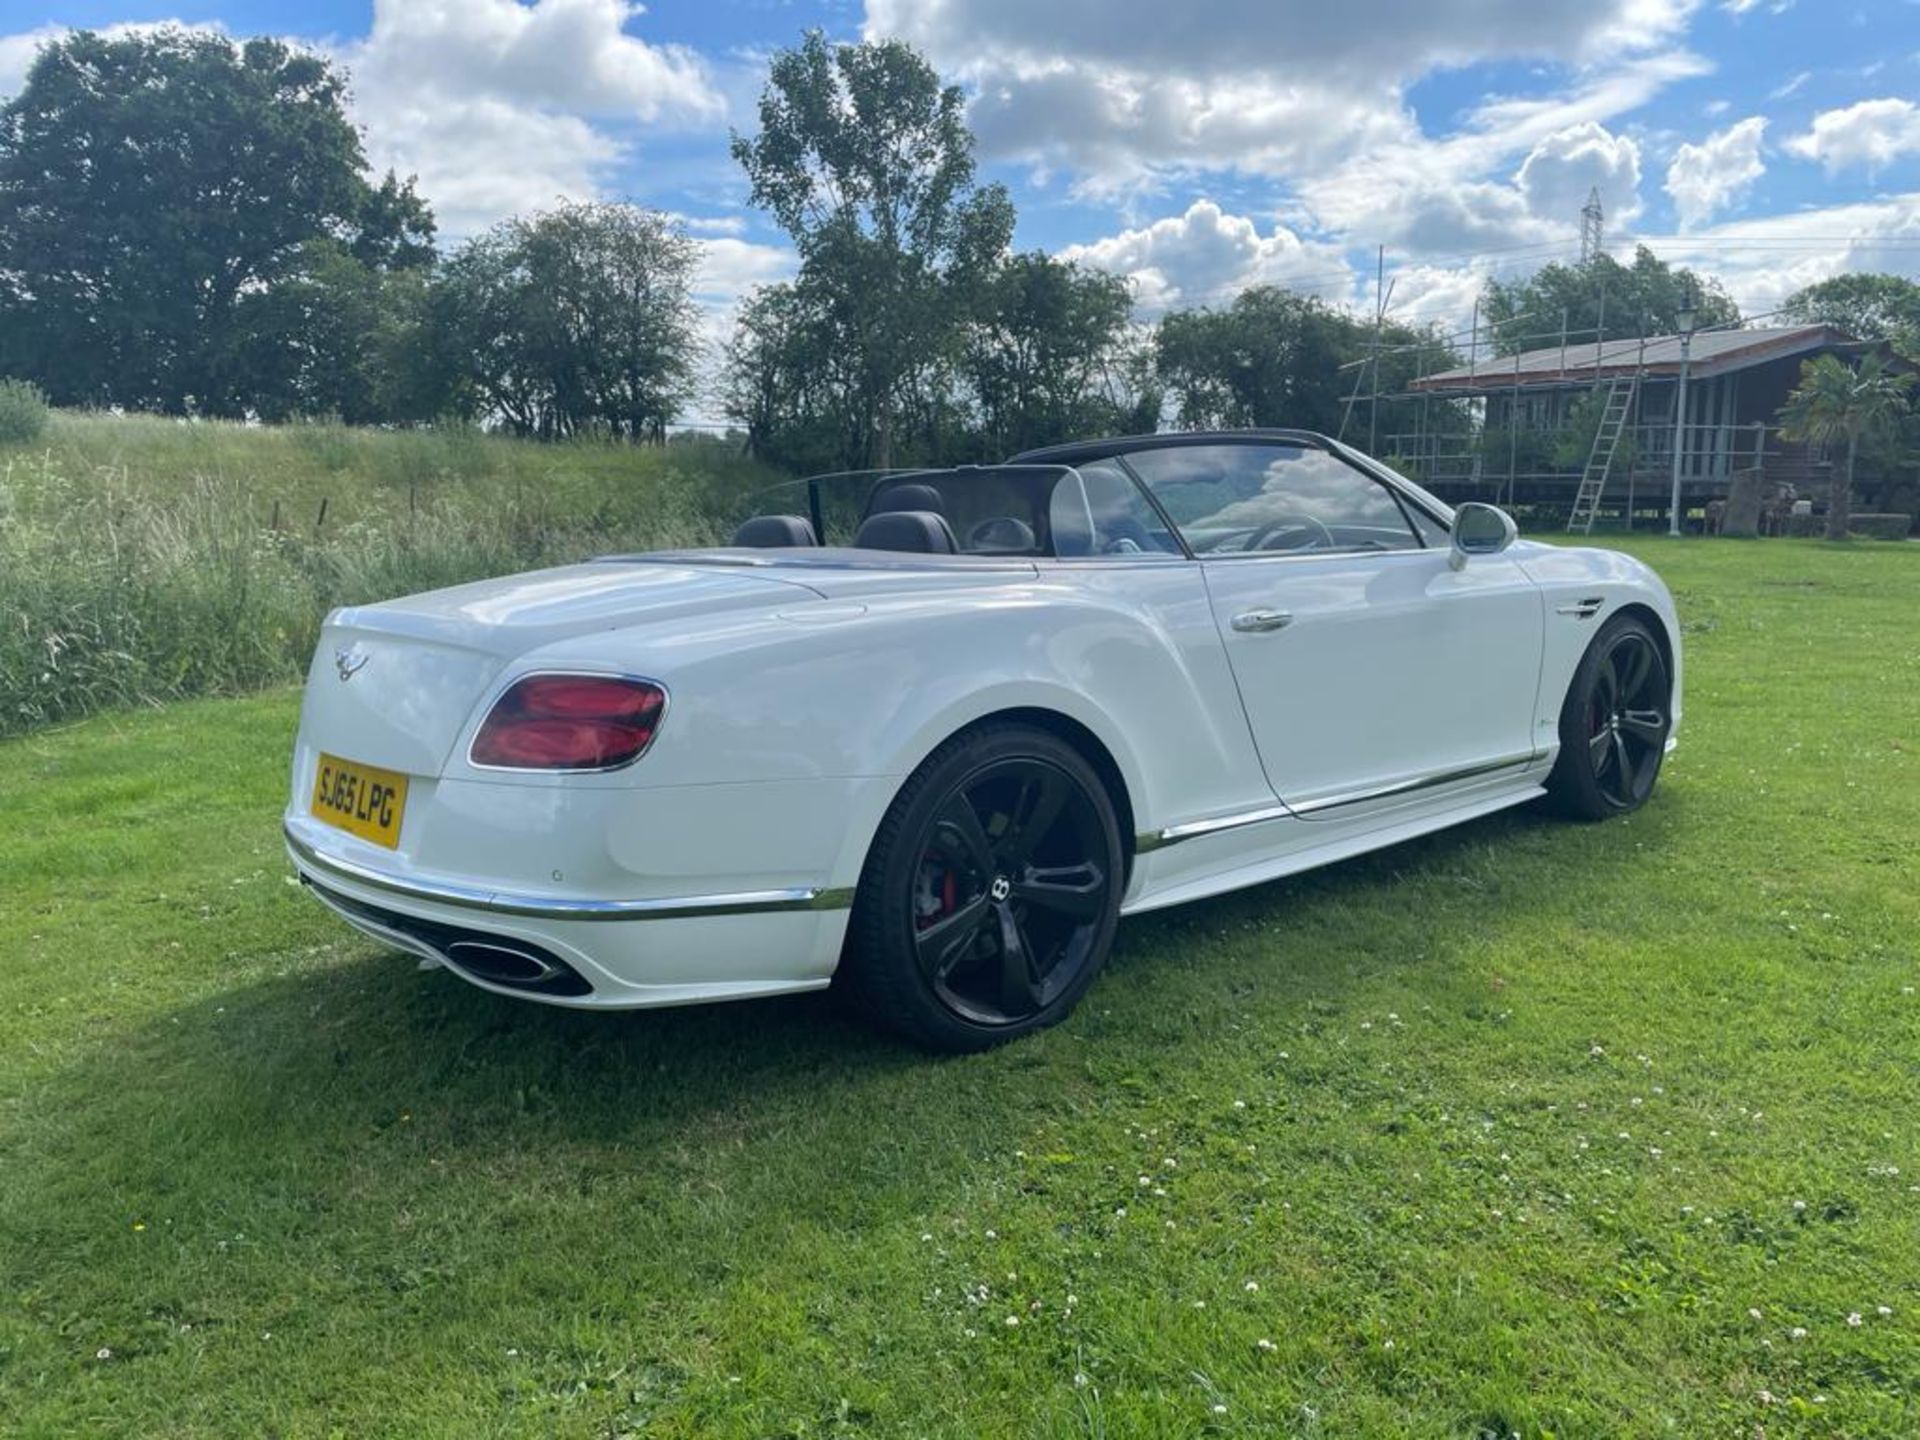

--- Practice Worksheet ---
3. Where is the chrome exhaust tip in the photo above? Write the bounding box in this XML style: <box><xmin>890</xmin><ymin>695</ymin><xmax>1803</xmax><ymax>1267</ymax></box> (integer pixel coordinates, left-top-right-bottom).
<box><xmin>443</xmin><ymin>940</ymin><xmax>569</xmax><ymax>987</ymax></box>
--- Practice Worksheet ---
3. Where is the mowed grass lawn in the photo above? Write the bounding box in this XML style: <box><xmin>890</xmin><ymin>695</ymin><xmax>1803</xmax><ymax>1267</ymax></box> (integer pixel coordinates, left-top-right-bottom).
<box><xmin>1</xmin><ymin>537</ymin><xmax>1915</xmax><ymax>1438</ymax></box>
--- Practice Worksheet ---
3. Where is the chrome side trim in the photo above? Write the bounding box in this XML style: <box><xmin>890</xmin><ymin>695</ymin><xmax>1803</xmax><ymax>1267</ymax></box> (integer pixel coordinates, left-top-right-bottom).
<box><xmin>1135</xmin><ymin>803</ymin><xmax>1290</xmax><ymax>853</ymax></box>
<box><xmin>1136</xmin><ymin>752</ymin><xmax>1536</xmax><ymax>850</ymax></box>
<box><xmin>1289</xmin><ymin>753</ymin><xmax>1536</xmax><ymax>816</ymax></box>
<box><xmin>284</xmin><ymin>823</ymin><xmax>853</xmax><ymax>921</ymax></box>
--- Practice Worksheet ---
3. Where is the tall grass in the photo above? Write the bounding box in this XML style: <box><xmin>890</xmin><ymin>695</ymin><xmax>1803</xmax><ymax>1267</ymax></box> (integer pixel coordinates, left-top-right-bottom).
<box><xmin>0</xmin><ymin>413</ymin><xmax>772</xmax><ymax>737</ymax></box>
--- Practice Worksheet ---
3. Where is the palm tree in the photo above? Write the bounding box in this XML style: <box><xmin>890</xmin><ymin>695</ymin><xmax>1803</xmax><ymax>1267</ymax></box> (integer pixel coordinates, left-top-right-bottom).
<box><xmin>1778</xmin><ymin>353</ymin><xmax>1916</xmax><ymax>539</ymax></box>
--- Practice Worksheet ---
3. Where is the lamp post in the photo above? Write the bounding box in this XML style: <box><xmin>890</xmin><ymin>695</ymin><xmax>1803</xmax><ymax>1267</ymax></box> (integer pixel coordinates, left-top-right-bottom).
<box><xmin>1667</xmin><ymin>288</ymin><xmax>1697</xmax><ymax>537</ymax></box>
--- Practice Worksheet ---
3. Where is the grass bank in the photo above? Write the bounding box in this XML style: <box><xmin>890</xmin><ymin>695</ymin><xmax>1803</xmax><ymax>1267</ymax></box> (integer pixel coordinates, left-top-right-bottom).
<box><xmin>0</xmin><ymin>536</ymin><xmax>1915</xmax><ymax>1436</ymax></box>
<box><xmin>0</xmin><ymin>413</ymin><xmax>769</xmax><ymax>737</ymax></box>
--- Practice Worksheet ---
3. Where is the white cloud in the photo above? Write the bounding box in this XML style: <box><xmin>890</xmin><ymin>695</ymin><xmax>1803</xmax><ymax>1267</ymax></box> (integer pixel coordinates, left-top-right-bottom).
<box><xmin>340</xmin><ymin>0</ymin><xmax>725</xmax><ymax>237</ymax></box>
<box><xmin>349</xmin><ymin>0</ymin><xmax>719</xmax><ymax>121</ymax></box>
<box><xmin>1665</xmin><ymin>116</ymin><xmax>1767</xmax><ymax>228</ymax></box>
<box><xmin>1515</xmin><ymin>122</ymin><xmax>1644</xmax><ymax>225</ymax></box>
<box><xmin>1768</xmin><ymin>70</ymin><xmax>1808</xmax><ymax>100</ymax></box>
<box><xmin>1786</xmin><ymin>98</ymin><xmax>1920</xmax><ymax>175</ymax></box>
<box><xmin>869</xmin><ymin>0</ymin><xmax>1694</xmax><ymax>82</ymax></box>
<box><xmin>868</xmin><ymin>0</ymin><xmax>1699</xmax><ymax>198</ymax></box>
<box><xmin>1059</xmin><ymin>199</ymin><xmax>1354</xmax><ymax>314</ymax></box>
<box><xmin>1628</xmin><ymin>193</ymin><xmax>1920</xmax><ymax>315</ymax></box>
<box><xmin>967</xmin><ymin>70</ymin><xmax>1411</xmax><ymax>199</ymax></box>
<box><xmin>1287</xmin><ymin>56</ymin><xmax>1699</xmax><ymax>257</ymax></box>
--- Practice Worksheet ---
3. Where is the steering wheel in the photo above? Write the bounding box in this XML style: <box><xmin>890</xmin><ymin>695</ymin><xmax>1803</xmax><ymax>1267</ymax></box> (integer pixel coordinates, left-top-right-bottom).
<box><xmin>966</xmin><ymin>516</ymin><xmax>1036</xmax><ymax>552</ymax></box>
<box><xmin>1245</xmin><ymin>514</ymin><xmax>1335</xmax><ymax>552</ymax></box>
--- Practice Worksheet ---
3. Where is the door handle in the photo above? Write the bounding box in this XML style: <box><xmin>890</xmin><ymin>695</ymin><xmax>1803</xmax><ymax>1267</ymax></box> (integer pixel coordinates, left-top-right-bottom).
<box><xmin>1231</xmin><ymin>608</ymin><xmax>1294</xmax><ymax>633</ymax></box>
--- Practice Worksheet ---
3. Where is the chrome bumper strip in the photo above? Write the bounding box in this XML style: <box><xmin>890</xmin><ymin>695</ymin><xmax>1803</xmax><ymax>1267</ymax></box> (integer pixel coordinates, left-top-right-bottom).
<box><xmin>284</xmin><ymin>822</ymin><xmax>853</xmax><ymax>922</ymax></box>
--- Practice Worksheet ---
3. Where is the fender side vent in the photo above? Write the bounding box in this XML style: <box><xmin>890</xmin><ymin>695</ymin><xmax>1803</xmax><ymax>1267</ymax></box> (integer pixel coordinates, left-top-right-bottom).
<box><xmin>1556</xmin><ymin>596</ymin><xmax>1605</xmax><ymax>619</ymax></box>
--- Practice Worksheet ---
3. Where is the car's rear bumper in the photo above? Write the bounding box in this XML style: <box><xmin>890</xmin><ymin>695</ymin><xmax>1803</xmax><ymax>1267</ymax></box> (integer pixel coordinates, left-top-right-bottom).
<box><xmin>285</xmin><ymin>819</ymin><xmax>852</xmax><ymax>1009</ymax></box>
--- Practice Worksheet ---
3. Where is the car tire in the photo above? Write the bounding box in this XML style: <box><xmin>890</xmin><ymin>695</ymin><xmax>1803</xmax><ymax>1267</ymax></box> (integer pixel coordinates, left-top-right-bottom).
<box><xmin>1545</xmin><ymin>613</ymin><xmax>1673</xmax><ymax>821</ymax></box>
<box><xmin>842</xmin><ymin>723</ymin><xmax>1124</xmax><ymax>1053</ymax></box>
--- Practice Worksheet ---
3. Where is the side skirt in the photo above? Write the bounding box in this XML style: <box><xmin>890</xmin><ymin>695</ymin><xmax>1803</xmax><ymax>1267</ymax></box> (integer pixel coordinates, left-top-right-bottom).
<box><xmin>1119</xmin><ymin>782</ymin><xmax>1544</xmax><ymax>917</ymax></box>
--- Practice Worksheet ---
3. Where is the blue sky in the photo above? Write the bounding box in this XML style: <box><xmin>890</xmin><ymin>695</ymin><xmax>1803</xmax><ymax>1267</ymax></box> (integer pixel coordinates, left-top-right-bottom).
<box><xmin>4</xmin><ymin>0</ymin><xmax>1920</xmax><ymax>343</ymax></box>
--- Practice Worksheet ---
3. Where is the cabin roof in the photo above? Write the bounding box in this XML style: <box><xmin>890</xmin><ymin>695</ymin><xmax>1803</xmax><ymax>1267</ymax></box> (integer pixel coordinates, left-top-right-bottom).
<box><xmin>1411</xmin><ymin>324</ymin><xmax>1871</xmax><ymax>393</ymax></box>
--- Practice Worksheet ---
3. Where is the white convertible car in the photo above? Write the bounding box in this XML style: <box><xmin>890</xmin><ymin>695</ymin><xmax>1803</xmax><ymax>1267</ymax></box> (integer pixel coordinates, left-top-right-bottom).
<box><xmin>285</xmin><ymin>430</ymin><xmax>1680</xmax><ymax>1050</ymax></box>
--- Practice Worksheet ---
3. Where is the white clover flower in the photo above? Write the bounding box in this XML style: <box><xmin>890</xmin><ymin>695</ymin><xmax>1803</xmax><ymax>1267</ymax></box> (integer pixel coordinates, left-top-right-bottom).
<box><xmin>95</xmin><ymin>1348</ymin><xmax>112</xmax><ymax>1361</ymax></box>
<box><xmin>1847</xmin><ymin>1312</ymin><xmax>1862</xmax><ymax>1327</ymax></box>
<box><xmin>1877</xmin><ymin>1305</ymin><xmax>1893</xmax><ymax>1316</ymax></box>
<box><xmin>1004</xmin><ymin>1315</ymin><xmax>1019</xmax><ymax>1328</ymax></box>
<box><xmin>1244</xmin><ymin>1281</ymin><xmax>1259</xmax><ymax>1292</ymax></box>
<box><xmin>1748</xmin><ymin>1308</ymin><xmax>1763</xmax><ymax>1320</ymax></box>
<box><xmin>1257</xmin><ymin>1338</ymin><xmax>1276</xmax><ymax>1352</ymax></box>
<box><xmin>1073</xmin><ymin>1372</ymin><xmax>1089</xmax><ymax>1387</ymax></box>
<box><xmin>1211</xmin><ymin>1404</ymin><xmax>1228</xmax><ymax>1415</ymax></box>
<box><xmin>1790</xmin><ymin>1326</ymin><xmax>1808</xmax><ymax>1339</ymax></box>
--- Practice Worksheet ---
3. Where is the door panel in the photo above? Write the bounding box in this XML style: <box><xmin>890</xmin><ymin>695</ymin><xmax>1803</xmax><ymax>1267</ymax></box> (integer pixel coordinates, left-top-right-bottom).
<box><xmin>1202</xmin><ymin>550</ymin><xmax>1544</xmax><ymax>814</ymax></box>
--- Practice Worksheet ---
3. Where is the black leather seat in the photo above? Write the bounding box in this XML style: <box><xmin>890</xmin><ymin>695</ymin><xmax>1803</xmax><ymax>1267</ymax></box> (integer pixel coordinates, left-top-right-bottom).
<box><xmin>866</xmin><ymin>481</ymin><xmax>946</xmax><ymax>518</ymax></box>
<box><xmin>731</xmin><ymin>514</ymin><xmax>818</xmax><ymax>548</ymax></box>
<box><xmin>852</xmin><ymin>510</ymin><xmax>958</xmax><ymax>554</ymax></box>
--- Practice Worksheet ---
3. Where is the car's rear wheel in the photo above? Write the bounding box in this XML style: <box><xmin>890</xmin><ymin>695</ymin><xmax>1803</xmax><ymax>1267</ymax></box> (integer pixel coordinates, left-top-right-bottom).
<box><xmin>1545</xmin><ymin>613</ymin><xmax>1672</xmax><ymax>820</ymax></box>
<box><xmin>843</xmin><ymin>724</ymin><xmax>1123</xmax><ymax>1052</ymax></box>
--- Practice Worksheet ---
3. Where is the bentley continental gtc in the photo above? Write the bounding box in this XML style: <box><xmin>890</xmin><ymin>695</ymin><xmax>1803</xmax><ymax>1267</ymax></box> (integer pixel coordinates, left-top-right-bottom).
<box><xmin>285</xmin><ymin>430</ymin><xmax>1681</xmax><ymax>1051</ymax></box>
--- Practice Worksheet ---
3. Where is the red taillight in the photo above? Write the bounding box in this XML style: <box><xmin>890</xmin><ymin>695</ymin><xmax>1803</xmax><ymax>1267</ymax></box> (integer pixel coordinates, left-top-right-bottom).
<box><xmin>470</xmin><ymin>675</ymin><xmax>666</xmax><ymax>770</ymax></box>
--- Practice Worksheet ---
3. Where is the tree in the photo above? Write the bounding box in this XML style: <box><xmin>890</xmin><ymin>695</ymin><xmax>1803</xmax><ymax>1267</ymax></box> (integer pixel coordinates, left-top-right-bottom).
<box><xmin>1777</xmin><ymin>353</ymin><xmax>1916</xmax><ymax>539</ymax></box>
<box><xmin>1781</xmin><ymin>274</ymin><xmax>1920</xmax><ymax>354</ymax></box>
<box><xmin>725</xmin><ymin>281</ymin><xmax>864</xmax><ymax>475</ymax></box>
<box><xmin>1152</xmin><ymin>287</ymin><xmax>1456</xmax><ymax>439</ymax></box>
<box><xmin>731</xmin><ymin>30</ymin><xmax>1014</xmax><ymax>468</ymax></box>
<box><xmin>435</xmin><ymin>202</ymin><xmax>702</xmax><ymax>440</ymax></box>
<box><xmin>240</xmin><ymin>241</ymin><xmax>450</xmax><ymax>425</ymax></box>
<box><xmin>1481</xmin><ymin>247</ymin><xmax>1739</xmax><ymax>356</ymax></box>
<box><xmin>0</xmin><ymin>28</ymin><xmax>433</xmax><ymax>415</ymax></box>
<box><xmin>962</xmin><ymin>253</ymin><xmax>1151</xmax><ymax>456</ymax></box>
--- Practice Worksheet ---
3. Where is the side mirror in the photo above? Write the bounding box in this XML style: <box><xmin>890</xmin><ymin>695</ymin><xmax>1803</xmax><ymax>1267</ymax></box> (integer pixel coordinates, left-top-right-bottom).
<box><xmin>1449</xmin><ymin>502</ymin><xmax>1518</xmax><ymax>570</ymax></box>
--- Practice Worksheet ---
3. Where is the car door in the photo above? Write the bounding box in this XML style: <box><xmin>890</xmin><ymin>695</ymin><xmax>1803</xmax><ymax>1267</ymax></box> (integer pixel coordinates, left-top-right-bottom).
<box><xmin>1121</xmin><ymin>441</ymin><xmax>1544</xmax><ymax>817</ymax></box>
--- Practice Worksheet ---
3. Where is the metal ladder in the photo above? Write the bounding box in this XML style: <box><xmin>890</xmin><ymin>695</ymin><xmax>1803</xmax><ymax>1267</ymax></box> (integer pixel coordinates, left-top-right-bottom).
<box><xmin>1566</xmin><ymin>376</ymin><xmax>1638</xmax><ymax>533</ymax></box>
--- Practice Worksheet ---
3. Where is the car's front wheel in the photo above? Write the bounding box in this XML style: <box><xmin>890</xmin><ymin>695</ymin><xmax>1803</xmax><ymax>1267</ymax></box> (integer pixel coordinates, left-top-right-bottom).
<box><xmin>1546</xmin><ymin>613</ymin><xmax>1672</xmax><ymax>820</ymax></box>
<box><xmin>843</xmin><ymin>724</ymin><xmax>1123</xmax><ymax>1052</ymax></box>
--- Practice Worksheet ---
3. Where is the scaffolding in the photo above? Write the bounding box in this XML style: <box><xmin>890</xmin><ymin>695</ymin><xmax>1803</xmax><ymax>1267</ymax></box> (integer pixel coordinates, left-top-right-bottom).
<box><xmin>1341</xmin><ymin>307</ymin><xmax>1796</xmax><ymax>530</ymax></box>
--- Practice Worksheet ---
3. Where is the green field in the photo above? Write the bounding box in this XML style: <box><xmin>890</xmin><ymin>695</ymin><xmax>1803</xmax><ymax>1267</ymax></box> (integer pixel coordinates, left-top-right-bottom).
<box><xmin>1</xmin><ymin>536</ymin><xmax>1916</xmax><ymax>1437</ymax></box>
<box><xmin>0</xmin><ymin>414</ymin><xmax>765</xmax><ymax>737</ymax></box>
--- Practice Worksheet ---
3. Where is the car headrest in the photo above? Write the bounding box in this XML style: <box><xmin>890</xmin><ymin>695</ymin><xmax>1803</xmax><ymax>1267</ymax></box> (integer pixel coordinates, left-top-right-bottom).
<box><xmin>731</xmin><ymin>514</ymin><xmax>818</xmax><ymax>548</ymax></box>
<box><xmin>868</xmin><ymin>481</ymin><xmax>946</xmax><ymax>517</ymax></box>
<box><xmin>852</xmin><ymin>509</ymin><xmax>958</xmax><ymax>554</ymax></box>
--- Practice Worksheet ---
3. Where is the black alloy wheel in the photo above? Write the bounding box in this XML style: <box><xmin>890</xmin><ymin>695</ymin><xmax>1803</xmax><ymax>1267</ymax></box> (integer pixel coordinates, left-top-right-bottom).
<box><xmin>1547</xmin><ymin>614</ymin><xmax>1672</xmax><ymax>820</ymax></box>
<box><xmin>845</xmin><ymin>725</ymin><xmax>1123</xmax><ymax>1051</ymax></box>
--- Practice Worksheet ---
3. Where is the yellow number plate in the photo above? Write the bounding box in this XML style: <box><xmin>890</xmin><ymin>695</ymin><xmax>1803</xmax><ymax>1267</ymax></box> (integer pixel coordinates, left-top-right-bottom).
<box><xmin>310</xmin><ymin>753</ymin><xmax>410</xmax><ymax>849</ymax></box>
